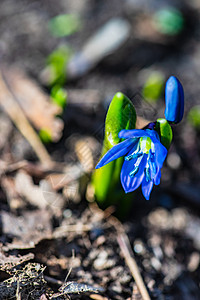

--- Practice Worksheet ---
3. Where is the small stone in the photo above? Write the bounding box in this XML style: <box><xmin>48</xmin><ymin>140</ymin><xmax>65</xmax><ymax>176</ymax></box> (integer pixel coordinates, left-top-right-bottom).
<box><xmin>110</xmin><ymin>282</ymin><xmax>122</xmax><ymax>294</ymax></box>
<box><xmin>151</xmin><ymin>257</ymin><xmax>162</xmax><ymax>271</ymax></box>
<box><xmin>188</xmin><ymin>252</ymin><xmax>200</xmax><ymax>272</ymax></box>
<box><xmin>148</xmin><ymin>208</ymin><xmax>170</xmax><ymax>229</ymax></box>
<box><xmin>93</xmin><ymin>251</ymin><xmax>115</xmax><ymax>270</ymax></box>
<box><xmin>171</xmin><ymin>208</ymin><xmax>188</xmax><ymax>230</ymax></box>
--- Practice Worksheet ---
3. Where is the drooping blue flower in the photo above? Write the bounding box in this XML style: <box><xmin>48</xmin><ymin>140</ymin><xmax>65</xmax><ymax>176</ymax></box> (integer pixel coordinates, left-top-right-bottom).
<box><xmin>96</xmin><ymin>129</ymin><xmax>167</xmax><ymax>200</ymax></box>
<box><xmin>164</xmin><ymin>76</ymin><xmax>184</xmax><ymax>124</ymax></box>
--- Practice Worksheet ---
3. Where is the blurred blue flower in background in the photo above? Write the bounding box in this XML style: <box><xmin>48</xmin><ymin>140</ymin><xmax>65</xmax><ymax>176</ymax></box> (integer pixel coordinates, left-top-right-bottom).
<box><xmin>96</xmin><ymin>129</ymin><xmax>167</xmax><ymax>200</ymax></box>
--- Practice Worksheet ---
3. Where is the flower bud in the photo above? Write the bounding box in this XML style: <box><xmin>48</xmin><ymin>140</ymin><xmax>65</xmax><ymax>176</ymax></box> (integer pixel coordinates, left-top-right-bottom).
<box><xmin>164</xmin><ymin>76</ymin><xmax>184</xmax><ymax>124</ymax></box>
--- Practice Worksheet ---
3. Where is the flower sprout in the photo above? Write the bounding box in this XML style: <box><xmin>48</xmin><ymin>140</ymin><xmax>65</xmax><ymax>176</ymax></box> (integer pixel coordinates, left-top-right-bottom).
<box><xmin>96</xmin><ymin>128</ymin><xmax>167</xmax><ymax>200</ymax></box>
<box><xmin>164</xmin><ymin>76</ymin><xmax>184</xmax><ymax>124</ymax></box>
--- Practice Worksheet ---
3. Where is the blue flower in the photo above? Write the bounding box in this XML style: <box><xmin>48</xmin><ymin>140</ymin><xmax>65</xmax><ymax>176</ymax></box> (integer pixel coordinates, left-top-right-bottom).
<box><xmin>96</xmin><ymin>129</ymin><xmax>167</xmax><ymax>200</ymax></box>
<box><xmin>165</xmin><ymin>76</ymin><xmax>184</xmax><ymax>124</ymax></box>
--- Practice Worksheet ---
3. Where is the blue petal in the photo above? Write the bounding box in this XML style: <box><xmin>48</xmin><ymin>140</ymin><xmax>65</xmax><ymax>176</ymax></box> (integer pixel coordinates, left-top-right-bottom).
<box><xmin>150</xmin><ymin>133</ymin><xmax>168</xmax><ymax>168</ymax></box>
<box><xmin>119</xmin><ymin>129</ymin><xmax>150</xmax><ymax>139</ymax></box>
<box><xmin>144</xmin><ymin>166</ymin><xmax>151</xmax><ymax>182</ymax></box>
<box><xmin>149</xmin><ymin>159</ymin><xmax>156</xmax><ymax>178</ymax></box>
<box><xmin>145</xmin><ymin>129</ymin><xmax>159</xmax><ymax>140</ymax></box>
<box><xmin>142</xmin><ymin>178</ymin><xmax>153</xmax><ymax>200</ymax></box>
<box><xmin>154</xmin><ymin>142</ymin><xmax>167</xmax><ymax>168</ymax></box>
<box><xmin>154</xmin><ymin>169</ymin><xmax>161</xmax><ymax>185</ymax></box>
<box><xmin>95</xmin><ymin>138</ymin><xmax>136</xmax><ymax>169</ymax></box>
<box><xmin>120</xmin><ymin>153</ymin><xmax>147</xmax><ymax>193</ymax></box>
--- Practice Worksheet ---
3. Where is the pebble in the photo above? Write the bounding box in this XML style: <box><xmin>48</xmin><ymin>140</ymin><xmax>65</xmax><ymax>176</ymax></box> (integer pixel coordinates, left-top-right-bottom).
<box><xmin>148</xmin><ymin>208</ymin><xmax>170</xmax><ymax>229</ymax></box>
<box><xmin>148</xmin><ymin>208</ymin><xmax>188</xmax><ymax>231</ymax></box>
<box><xmin>171</xmin><ymin>208</ymin><xmax>188</xmax><ymax>230</ymax></box>
<box><xmin>93</xmin><ymin>251</ymin><xmax>115</xmax><ymax>270</ymax></box>
<box><xmin>109</xmin><ymin>282</ymin><xmax>122</xmax><ymax>294</ymax></box>
<box><xmin>185</xmin><ymin>218</ymin><xmax>200</xmax><ymax>250</ymax></box>
<box><xmin>152</xmin><ymin>245</ymin><xmax>163</xmax><ymax>260</ymax></box>
<box><xmin>95</xmin><ymin>236</ymin><xmax>106</xmax><ymax>246</ymax></box>
<box><xmin>151</xmin><ymin>257</ymin><xmax>162</xmax><ymax>271</ymax></box>
<box><xmin>163</xmin><ymin>261</ymin><xmax>183</xmax><ymax>285</ymax></box>
<box><xmin>187</xmin><ymin>252</ymin><xmax>200</xmax><ymax>272</ymax></box>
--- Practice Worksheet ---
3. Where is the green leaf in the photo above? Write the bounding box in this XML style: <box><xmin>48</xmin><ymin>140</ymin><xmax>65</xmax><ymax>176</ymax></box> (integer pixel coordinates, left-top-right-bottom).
<box><xmin>92</xmin><ymin>92</ymin><xmax>136</xmax><ymax>205</ymax></box>
<box><xmin>51</xmin><ymin>85</ymin><xmax>67</xmax><ymax>109</ymax></box>
<box><xmin>155</xmin><ymin>118</ymin><xmax>173</xmax><ymax>150</ymax></box>
<box><xmin>48</xmin><ymin>14</ymin><xmax>81</xmax><ymax>37</ymax></box>
<box><xmin>104</xmin><ymin>92</ymin><xmax>136</xmax><ymax>149</ymax></box>
<box><xmin>39</xmin><ymin>128</ymin><xmax>52</xmax><ymax>143</ymax></box>
<box><xmin>46</xmin><ymin>45</ymin><xmax>72</xmax><ymax>86</ymax></box>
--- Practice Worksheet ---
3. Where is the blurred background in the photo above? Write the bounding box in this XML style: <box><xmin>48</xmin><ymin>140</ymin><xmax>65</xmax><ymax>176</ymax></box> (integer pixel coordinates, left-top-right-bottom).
<box><xmin>0</xmin><ymin>0</ymin><xmax>200</xmax><ymax>299</ymax></box>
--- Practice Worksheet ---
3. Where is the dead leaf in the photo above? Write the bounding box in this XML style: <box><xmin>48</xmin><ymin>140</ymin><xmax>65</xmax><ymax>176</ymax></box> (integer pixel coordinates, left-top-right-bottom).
<box><xmin>2</xmin><ymin>67</ymin><xmax>63</xmax><ymax>142</ymax></box>
<box><xmin>15</xmin><ymin>170</ymin><xmax>49</xmax><ymax>209</ymax></box>
<box><xmin>1</xmin><ymin>176</ymin><xmax>25</xmax><ymax>211</ymax></box>
<box><xmin>0</xmin><ymin>68</ymin><xmax>53</xmax><ymax>166</ymax></box>
<box><xmin>1</xmin><ymin>209</ymin><xmax>52</xmax><ymax>249</ymax></box>
<box><xmin>45</xmin><ymin>164</ymin><xmax>83</xmax><ymax>191</ymax></box>
<box><xmin>14</xmin><ymin>170</ymin><xmax>64</xmax><ymax>209</ymax></box>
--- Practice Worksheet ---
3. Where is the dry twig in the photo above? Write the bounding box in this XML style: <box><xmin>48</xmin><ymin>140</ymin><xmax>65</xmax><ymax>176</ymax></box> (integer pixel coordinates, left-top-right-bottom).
<box><xmin>117</xmin><ymin>233</ymin><xmax>151</xmax><ymax>300</ymax></box>
<box><xmin>89</xmin><ymin>204</ymin><xmax>151</xmax><ymax>300</ymax></box>
<box><xmin>107</xmin><ymin>215</ymin><xmax>151</xmax><ymax>300</ymax></box>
